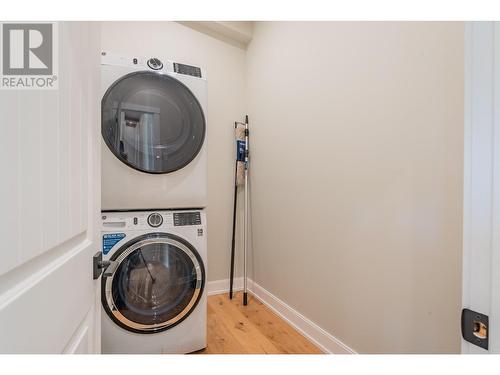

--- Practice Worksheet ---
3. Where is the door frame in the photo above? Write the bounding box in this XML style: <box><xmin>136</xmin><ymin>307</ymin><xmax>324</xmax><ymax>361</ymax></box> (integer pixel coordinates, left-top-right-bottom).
<box><xmin>462</xmin><ymin>21</ymin><xmax>500</xmax><ymax>353</ymax></box>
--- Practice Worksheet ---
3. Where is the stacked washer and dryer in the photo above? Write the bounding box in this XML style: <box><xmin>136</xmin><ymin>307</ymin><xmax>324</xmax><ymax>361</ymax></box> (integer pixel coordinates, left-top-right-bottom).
<box><xmin>100</xmin><ymin>52</ymin><xmax>208</xmax><ymax>354</ymax></box>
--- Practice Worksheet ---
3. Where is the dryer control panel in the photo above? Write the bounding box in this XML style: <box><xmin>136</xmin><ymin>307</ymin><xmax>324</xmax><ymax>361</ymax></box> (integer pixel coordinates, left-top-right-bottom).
<box><xmin>101</xmin><ymin>51</ymin><xmax>206</xmax><ymax>81</ymax></box>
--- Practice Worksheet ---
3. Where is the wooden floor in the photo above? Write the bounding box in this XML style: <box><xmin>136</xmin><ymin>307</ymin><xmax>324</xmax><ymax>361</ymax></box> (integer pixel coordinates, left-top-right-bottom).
<box><xmin>196</xmin><ymin>292</ymin><xmax>323</xmax><ymax>354</ymax></box>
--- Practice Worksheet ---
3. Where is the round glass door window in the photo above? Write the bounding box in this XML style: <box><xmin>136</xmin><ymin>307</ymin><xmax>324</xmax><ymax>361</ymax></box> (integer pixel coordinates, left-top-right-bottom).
<box><xmin>102</xmin><ymin>71</ymin><xmax>206</xmax><ymax>174</ymax></box>
<box><xmin>102</xmin><ymin>233</ymin><xmax>205</xmax><ymax>334</ymax></box>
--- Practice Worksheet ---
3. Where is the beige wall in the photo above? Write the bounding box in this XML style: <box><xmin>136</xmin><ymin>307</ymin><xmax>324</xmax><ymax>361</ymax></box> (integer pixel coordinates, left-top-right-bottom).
<box><xmin>245</xmin><ymin>22</ymin><xmax>464</xmax><ymax>353</ymax></box>
<box><xmin>101</xmin><ymin>22</ymin><xmax>246</xmax><ymax>281</ymax></box>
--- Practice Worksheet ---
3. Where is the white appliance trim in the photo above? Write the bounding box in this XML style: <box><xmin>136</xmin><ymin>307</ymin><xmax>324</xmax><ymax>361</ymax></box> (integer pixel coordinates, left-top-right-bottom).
<box><xmin>207</xmin><ymin>278</ymin><xmax>356</xmax><ymax>354</ymax></box>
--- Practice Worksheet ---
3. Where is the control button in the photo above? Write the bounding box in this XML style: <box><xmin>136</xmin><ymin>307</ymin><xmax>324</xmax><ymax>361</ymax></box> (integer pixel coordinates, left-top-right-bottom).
<box><xmin>147</xmin><ymin>212</ymin><xmax>163</xmax><ymax>227</ymax></box>
<box><xmin>147</xmin><ymin>57</ymin><xmax>163</xmax><ymax>70</ymax></box>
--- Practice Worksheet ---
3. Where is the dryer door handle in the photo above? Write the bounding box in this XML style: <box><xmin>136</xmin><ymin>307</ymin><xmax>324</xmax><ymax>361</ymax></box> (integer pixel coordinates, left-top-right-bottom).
<box><xmin>102</xmin><ymin>260</ymin><xmax>119</xmax><ymax>277</ymax></box>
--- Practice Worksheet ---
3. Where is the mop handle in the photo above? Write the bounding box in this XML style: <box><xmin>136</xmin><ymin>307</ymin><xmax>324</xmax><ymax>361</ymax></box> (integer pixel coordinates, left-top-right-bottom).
<box><xmin>229</xmin><ymin>144</ymin><xmax>238</xmax><ymax>300</ymax></box>
<box><xmin>243</xmin><ymin>115</ymin><xmax>249</xmax><ymax>306</ymax></box>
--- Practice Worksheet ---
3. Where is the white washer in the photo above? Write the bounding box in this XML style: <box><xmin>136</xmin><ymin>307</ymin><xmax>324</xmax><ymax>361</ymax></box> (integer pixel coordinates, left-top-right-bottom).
<box><xmin>100</xmin><ymin>210</ymin><xmax>207</xmax><ymax>354</ymax></box>
<box><xmin>101</xmin><ymin>52</ymin><xmax>207</xmax><ymax>210</ymax></box>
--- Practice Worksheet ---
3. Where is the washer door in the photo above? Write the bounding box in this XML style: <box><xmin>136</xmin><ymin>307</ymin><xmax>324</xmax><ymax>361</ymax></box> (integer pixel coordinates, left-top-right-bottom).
<box><xmin>101</xmin><ymin>71</ymin><xmax>206</xmax><ymax>174</ymax></box>
<box><xmin>102</xmin><ymin>233</ymin><xmax>205</xmax><ymax>334</ymax></box>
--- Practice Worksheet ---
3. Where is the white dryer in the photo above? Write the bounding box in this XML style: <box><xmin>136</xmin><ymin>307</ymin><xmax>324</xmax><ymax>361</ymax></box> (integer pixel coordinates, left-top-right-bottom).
<box><xmin>100</xmin><ymin>210</ymin><xmax>207</xmax><ymax>354</ymax></box>
<box><xmin>101</xmin><ymin>52</ymin><xmax>207</xmax><ymax>210</ymax></box>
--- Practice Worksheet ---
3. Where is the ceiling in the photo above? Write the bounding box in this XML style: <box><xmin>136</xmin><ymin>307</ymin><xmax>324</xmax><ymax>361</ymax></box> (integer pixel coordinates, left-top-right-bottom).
<box><xmin>178</xmin><ymin>21</ymin><xmax>254</xmax><ymax>49</ymax></box>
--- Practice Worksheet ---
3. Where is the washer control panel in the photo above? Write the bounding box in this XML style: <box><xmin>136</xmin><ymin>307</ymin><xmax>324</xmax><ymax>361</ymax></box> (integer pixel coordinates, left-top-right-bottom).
<box><xmin>173</xmin><ymin>212</ymin><xmax>201</xmax><ymax>226</ymax></box>
<box><xmin>101</xmin><ymin>210</ymin><xmax>204</xmax><ymax>230</ymax></box>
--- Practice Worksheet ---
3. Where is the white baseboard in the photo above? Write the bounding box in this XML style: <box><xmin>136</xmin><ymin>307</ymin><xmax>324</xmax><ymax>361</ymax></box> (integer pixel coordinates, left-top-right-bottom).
<box><xmin>207</xmin><ymin>277</ymin><xmax>243</xmax><ymax>296</ymax></box>
<box><xmin>206</xmin><ymin>278</ymin><xmax>356</xmax><ymax>354</ymax></box>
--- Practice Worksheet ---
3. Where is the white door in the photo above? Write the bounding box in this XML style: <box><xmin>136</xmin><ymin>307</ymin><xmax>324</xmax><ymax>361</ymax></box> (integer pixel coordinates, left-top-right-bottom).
<box><xmin>0</xmin><ymin>22</ymin><xmax>101</xmax><ymax>353</ymax></box>
<box><xmin>462</xmin><ymin>21</ymin><xmax>500</xmax><ymax>353</ymax></box>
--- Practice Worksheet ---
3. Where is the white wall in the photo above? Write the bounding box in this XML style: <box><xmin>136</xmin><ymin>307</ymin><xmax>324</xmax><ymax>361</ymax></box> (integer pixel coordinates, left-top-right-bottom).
<box><xmin>246</xmin><ymin>22</ymin><xmax>464</xmax><ymax>353</ymax></box>
<box><xmin>100</xmin><ymin>22</ymin><xmax>247</xmax><ymax>281</ymax></box>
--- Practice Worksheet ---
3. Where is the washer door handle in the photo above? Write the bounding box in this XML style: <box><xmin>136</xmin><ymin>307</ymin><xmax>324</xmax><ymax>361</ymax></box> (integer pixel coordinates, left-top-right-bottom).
<box><xmin>93</xmin><ymin>252</ymin><xmax>119</xmax><ymax>279</ymax></box>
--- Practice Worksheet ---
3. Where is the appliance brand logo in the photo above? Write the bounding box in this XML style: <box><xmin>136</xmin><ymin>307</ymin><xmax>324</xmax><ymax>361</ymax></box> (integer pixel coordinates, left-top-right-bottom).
<box><xmin>1</xmin><ymin>22</ymin><xmax>58</xmax><ymax>89</ymax></box>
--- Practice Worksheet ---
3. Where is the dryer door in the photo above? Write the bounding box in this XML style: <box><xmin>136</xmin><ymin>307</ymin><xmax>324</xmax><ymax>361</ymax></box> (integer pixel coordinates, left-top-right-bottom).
<box><xmin>102</xmin><ymin>233</ymin><xmax>205</xmax><ymax>334</ymax></box>
<box><xmin>101</xmin><ymin>71</ymin><xmax>206</xmax><ymax>174</ymax></box>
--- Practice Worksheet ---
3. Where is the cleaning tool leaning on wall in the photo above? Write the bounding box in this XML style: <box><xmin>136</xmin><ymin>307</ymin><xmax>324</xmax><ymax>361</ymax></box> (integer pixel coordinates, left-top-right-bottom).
<box><xmin>229</xmin><ymin>116</ymin><xmax>250</xmax><ymax>305</ymax></box>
